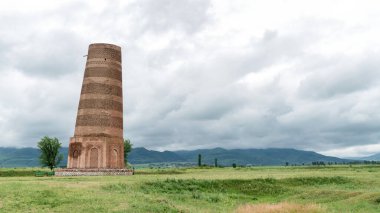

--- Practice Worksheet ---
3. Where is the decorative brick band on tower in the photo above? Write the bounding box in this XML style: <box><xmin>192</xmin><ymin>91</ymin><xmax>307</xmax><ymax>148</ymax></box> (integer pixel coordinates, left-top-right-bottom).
<box><xmin>66</xmin><ymin>43</ymin><xmax>125</xmax><ymax>169</ymax></box>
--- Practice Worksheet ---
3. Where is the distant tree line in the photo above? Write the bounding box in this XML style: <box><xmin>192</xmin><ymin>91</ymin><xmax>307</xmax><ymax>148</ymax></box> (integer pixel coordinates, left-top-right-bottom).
<box><xmin>197</xmin><ymin>153</ymin><xmax>239</xmax><ymax>168</ymax></box>
<box><xmin>197</xmin><ymin>154</ymin><xmax>379</xmax><ymax>168</ymax></box>
<box><xmin>284</xmin><ymin>161</ymin><xmax>380</xmax><ymax>167</ymax></box>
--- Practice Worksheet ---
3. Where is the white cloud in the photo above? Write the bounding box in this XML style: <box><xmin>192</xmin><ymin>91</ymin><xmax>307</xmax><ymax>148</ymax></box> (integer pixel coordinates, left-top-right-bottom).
<box><xmin>321</xmin><ymin>143</ymin><xmax>380</xmax><ymax>158</ymax></box>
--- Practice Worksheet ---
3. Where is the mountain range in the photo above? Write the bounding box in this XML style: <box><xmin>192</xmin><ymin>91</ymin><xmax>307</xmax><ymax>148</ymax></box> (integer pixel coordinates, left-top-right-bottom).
<box><xmin>0</xmin><ymin>146</ymin><xmax>360</xmax><ymax>168</ymax></box>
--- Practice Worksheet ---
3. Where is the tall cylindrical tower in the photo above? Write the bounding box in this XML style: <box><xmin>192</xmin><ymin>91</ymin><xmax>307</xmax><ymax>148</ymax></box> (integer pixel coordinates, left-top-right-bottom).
<box><xmin>67</xmin><ymin>43</ymin><xmax>125</xmax><ymax>169</ymax></box>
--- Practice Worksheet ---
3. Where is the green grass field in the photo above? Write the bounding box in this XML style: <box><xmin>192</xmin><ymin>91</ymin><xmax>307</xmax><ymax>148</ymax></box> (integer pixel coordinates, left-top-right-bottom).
<box><xmin>0</xmin><ymin>165</ymin><xmax>380</xmax><ymax>212</ymax></box>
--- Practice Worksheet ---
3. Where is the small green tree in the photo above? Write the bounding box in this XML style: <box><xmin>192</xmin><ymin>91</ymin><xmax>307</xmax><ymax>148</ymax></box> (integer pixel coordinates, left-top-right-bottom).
<box><xmin>37</xmin><ymin>136</ymin><xmax>63</xmax><ymax>171</ymax></box>
<box><xmin>198</xmin><ymin>154</ymin><xmax>202</xmax><ymax>167</ymax></box>
<box><xmin>214</xmin><ymin>158</ymin><xmax>218</xmax><ymax>167</ymax></box>
<box><xmin>123</xmin><ymin>139</ymin><xmax>133</xmax><ymax>165</ymax></box>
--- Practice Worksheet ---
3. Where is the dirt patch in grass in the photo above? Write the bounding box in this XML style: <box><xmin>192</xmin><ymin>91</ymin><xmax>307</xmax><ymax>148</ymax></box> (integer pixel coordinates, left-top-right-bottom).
<box><xmin>235</xmin><ymin>202</ymin><xmax>324</xmax><ymax>213</ymax></box>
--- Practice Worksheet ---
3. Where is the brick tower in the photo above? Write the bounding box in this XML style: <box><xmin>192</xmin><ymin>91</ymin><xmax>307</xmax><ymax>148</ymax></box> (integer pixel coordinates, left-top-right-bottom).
<box><xmin>66</xmin><ymin>43</ymin><xmax>125</xmax><ymax>169</ymax></box>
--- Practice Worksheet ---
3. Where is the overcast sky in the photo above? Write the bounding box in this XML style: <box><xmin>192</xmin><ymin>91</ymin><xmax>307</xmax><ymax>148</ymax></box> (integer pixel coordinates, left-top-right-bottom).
<box><xmin>0</xmin><ymin>0</ymin><xmax>379</xmax><ymax>157</ymax></box>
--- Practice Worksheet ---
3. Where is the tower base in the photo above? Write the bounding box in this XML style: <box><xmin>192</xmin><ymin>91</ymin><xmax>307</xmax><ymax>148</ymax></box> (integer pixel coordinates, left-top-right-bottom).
<box><xmin>67</xmin><ymin>136</ymin><xmax>125</xmax><ymax>169</ymax></box>
<box><xmin>55</xmin><ymin>168</ymin><xmax>133</xmax><ymax>176</ymax></box>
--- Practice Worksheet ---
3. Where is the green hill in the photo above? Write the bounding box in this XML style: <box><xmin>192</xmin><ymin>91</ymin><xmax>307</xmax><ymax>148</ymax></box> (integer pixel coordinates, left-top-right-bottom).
<box><xmin>0</xmin><ymin>147</ymin><xmax>68</xmax><ymax>168</ymax></box>
<box><xmin>129</xmin><ymin>147</ymin><xmax>185</xmax><ymax>164</ymax></box>
<box><xmin>0</xmin><ymin>146</ymin><xmax>351</xmax><ymax>168</ymax></box>
<box><xmin>173</xmin><ymin>147</ymin><xmax>348</xmax><ymax>166</ymax></box>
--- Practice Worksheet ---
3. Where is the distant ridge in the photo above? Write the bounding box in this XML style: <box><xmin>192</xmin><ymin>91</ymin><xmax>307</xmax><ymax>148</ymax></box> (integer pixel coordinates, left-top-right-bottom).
<box><xmin>352</xmin><ymin>153</ymin><xmax>380</xmax><ymax>161</ymax></box>
<box><xmin>172</xmin><ymin>147</ymin><xmax>349</xmax><ymax>166</ymax></box>
<box><xmin>129</xmin><ymin>147</ymin><xmax>185</xmax><ymax>164</ymax></box>
<box><xmin>0</xmin><ymin>146</ymin><xmax>352</xmax><ymax>168</ymax></box>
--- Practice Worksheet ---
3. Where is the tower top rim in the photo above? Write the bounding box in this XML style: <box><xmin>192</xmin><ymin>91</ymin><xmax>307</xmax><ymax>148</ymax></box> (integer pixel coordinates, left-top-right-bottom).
<box><xmin>89</xmin><ymin>43</ymin><xmax>121</xmax><ymax>50</ymax></box>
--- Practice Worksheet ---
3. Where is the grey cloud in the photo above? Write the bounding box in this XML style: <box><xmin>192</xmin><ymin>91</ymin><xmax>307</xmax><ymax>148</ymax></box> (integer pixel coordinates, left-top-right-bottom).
<box><xmin>129</xmin><ymin>0</ymin><xmax>211</xmax><ymax>34</ymax></box>
<box><xmin>0</xmin><ymin>41</ymin><xmax>11</xmax><ymax>70</ymax></box>
<box><xmin>0</xmin><ymin>72</ymin><xmax>81</xmax><ymax>147</ymax></box>
<box><xmin>298</xmin><ymin>56</ymin><xmax>380</xmax><ymax>99</ymax></box>
<box><xmin>123</xmin><ymin>50</ymin><xmax>288</xmax><ymax>149</ymax></box>
<box><xmin>9</xmin><ymin>31</ymin><xmax>85</xmax><ymax>77</ymax></box>
<box><xmin>0</xmin><ymin>3</ymin><xmax>88</xmax><ymax>78</ymax></box>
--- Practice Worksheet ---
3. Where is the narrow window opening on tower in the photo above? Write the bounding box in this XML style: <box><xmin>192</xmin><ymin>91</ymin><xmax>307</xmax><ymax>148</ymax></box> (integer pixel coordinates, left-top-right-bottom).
<box><xmin>104</xmin><ymin>58</ymin><xmax>107</xmax><ymax>61</ymax></box>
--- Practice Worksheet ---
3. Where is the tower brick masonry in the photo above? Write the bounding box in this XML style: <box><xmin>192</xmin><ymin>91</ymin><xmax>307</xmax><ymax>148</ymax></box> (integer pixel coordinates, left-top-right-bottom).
<box><xmin>66</xmin><ymin>43</ymin><xmax>125</xmax><ymax>169</ymax></box>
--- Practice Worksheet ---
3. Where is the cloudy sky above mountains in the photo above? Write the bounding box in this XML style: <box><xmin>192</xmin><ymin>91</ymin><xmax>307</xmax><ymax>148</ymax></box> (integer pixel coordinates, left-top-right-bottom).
<box><xmin>0</xmin><ymin>0</ymin><xmax>379</xmax><ymax>157</ymax></box>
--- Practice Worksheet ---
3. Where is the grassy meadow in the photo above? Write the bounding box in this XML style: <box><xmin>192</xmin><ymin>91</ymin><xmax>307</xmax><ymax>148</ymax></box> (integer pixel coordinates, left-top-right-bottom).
<box><xmin>0</xmin><ymin>165</ymin><xmax>380</xmax><ymax>212</ymax></box>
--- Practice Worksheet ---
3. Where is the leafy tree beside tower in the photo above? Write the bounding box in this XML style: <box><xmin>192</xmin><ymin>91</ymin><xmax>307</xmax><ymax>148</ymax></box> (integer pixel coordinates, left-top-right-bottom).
<box><xmin>37</xmin><ymin>136</ymin><xmax>63</xmax><ymax>171</ymax></box>
<box><xmin>124</xmin><ymin>139</ymin><xmax>133</xmax><ymax>165</ymax></box>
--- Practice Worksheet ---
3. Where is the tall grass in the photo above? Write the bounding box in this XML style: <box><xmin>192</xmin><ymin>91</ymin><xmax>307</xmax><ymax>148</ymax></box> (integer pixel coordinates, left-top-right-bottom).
<box><xmin>141</xmin><ymin>178</ymin><xmax>286</xmax><ymax>196</ymax></box>
<box><xmin>140</xmin><ymin>176</ymin><xmax>350</xmax><ymax>196</ymax></box>
<box><xmin>0</xmin><ymin>169</ymin><xmax>44</xmax><ymax>177</ymax></box>
<box><xmin>0</xmin><ymin>166</ymin><xmax>380</xmax><ymax>212</ymax></box>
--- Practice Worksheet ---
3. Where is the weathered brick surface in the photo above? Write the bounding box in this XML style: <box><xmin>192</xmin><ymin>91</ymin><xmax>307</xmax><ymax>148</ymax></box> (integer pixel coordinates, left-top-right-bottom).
<box><xmin>84</xmin><ymin>67</ymin><xmax>122</xmax><ymax>81</ymax></box>
<box><xmin>76</xmin><ymin>115</ymin><xmax>123</xmax><ymax>128</ymax></box>
<box><xmin>87</xmin><ymin>47</ymin><xmax>121</xmax><ymax>61</ymax></box>
<box><xmin>79</xmin><ymin>99</ymin><xmax>123</xmax><ymax>112</ymax></box>
<box><xmin>81</xmin><ymin>83</ymin><xmax>122</xmax><ymax>97</ymax></box>
<box><xmin>86</xmin><ymin>60</ymin><xmax>121</xmax><ymax>70</ymax></box>
<box><xmin>67</xmin><ymin>43</ymin><xmax>125</xmax><ymax>171</ymax></box>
